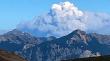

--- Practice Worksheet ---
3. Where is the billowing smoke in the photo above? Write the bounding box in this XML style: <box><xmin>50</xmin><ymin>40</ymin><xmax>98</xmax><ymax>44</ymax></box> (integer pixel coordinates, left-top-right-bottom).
<box><xmin>17</xmin><ymin>1</ymin><xmax>110</xmax><ymax>37</ymax></box>
<box><xmin>80</xmin><ymin>50</ymin><xmax>101</xmax><ymax>58</ymax></box>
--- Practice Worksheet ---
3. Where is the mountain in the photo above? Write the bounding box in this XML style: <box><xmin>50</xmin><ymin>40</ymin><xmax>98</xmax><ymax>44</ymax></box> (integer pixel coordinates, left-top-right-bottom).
<box><xmin>0</xmin><ymin>29</ymin><xmax>110</xmax><ymax>61</ymax></box>
<box><xmin>61</xmin><ymin>55</ymin><xmax>110</xmax><ymax>61</ymax></box>
<box><xmin>0</xmin><ymin>29</ymin><xmax>56</xmax><ymax>61</ymax></box>
<box><xmin>0</xmin><ymin>29</ymin><xmax>39</xmax><ymax>51</ymax></box>
<box><xmin>32</xmin><ymin>29</ymin><xmax>110</xmax><ymax>61</ymax></box>
<box><xmin>0</xmin><ymin>29</ymin><xmax>40</xmax><ymax>61</ymax></box>
<box><xmin>0</xmin><ymin>49</ymin><xmax>26</xmax><ymax>61</ymax></box>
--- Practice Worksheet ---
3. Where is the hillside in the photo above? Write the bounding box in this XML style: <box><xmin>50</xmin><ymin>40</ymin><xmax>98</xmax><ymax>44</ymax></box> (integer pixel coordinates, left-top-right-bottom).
<box><xmin>0</xmin><ymin>49</ymin><xmax>27</xmax><ymax>61</ymax></box>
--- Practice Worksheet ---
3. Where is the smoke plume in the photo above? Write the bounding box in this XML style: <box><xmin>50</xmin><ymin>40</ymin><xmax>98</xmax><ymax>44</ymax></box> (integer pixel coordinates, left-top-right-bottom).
<box><xmin>17</xmin><ymin>1</ymin><xmax>110</xmax><ymax>37</ymax></box>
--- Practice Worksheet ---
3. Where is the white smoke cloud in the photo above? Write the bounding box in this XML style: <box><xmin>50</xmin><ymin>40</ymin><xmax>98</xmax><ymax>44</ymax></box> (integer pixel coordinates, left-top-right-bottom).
<box><xmin>52</xmin><ymin>1</ymin><xmax>83</xmax><ymax>17</ymax></box>
<box><xmin>80</xmin><ymin>50</ymin><xmax>101</xmax><ymax>58</ymax></box>
<box><xmin>17</xmin><ymin>1</ymin><xmax>110</xmax><ymax>37</ymax></box>
<box><xmin>84</xmin><ymin>12</ymin><xmax>110</xmax><ymax>34</ymax></box>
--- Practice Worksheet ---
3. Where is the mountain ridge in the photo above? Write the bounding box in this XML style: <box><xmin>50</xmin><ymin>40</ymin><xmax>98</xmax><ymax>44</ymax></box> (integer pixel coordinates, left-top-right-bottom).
<box><xmin>0</xmin><ymin>29</ymin><xmax>110</xmax><ymax>61</ymax></box>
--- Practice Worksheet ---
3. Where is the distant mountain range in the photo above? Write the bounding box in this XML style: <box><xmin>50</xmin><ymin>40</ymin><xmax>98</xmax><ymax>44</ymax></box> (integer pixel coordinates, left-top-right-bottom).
<box><xmin>0</xmin><ymin>29</ymin><xmax>110</xmax><ymax>61</ymax></box>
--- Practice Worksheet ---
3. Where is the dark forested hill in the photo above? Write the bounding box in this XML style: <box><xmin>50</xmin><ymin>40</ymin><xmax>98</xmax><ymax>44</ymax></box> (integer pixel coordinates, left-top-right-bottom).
<box><xmin>61</xmin><ymin>55</ymin><xmax>110</xmax><ymax>61</ymax></box>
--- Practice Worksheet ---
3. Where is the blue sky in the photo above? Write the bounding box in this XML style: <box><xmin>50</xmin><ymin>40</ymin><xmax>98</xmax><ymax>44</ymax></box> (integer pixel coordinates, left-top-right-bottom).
<box><xmin>0</xmin><ymin>0</ymin><xmax>110</xmax><ymax>30</ymax></box>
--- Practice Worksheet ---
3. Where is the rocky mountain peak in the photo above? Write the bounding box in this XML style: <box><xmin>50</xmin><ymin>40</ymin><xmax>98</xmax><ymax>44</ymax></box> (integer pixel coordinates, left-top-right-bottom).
<box><xmin>4</xmin><ymin>29</ymin><xmax>31</xmax><ymax>37</ymax></box>
<box><xmin>68</xmin><ymin>29</ymin><xmax>86</xmax><ymax>36</ymax></box>
<box><xmin>74</xmin><ymin>29</ymin><xmax>86</xmax><ymax>35</ymax></box>
<box><xmin>65</xmin><ymin>29</ymin><xmax>90</xmax><ymax>44</ymax></box>
<box><xmin>0</xmin><ymin>29</ymin><xmax>39</xmax><ymax>45</ymax></box>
